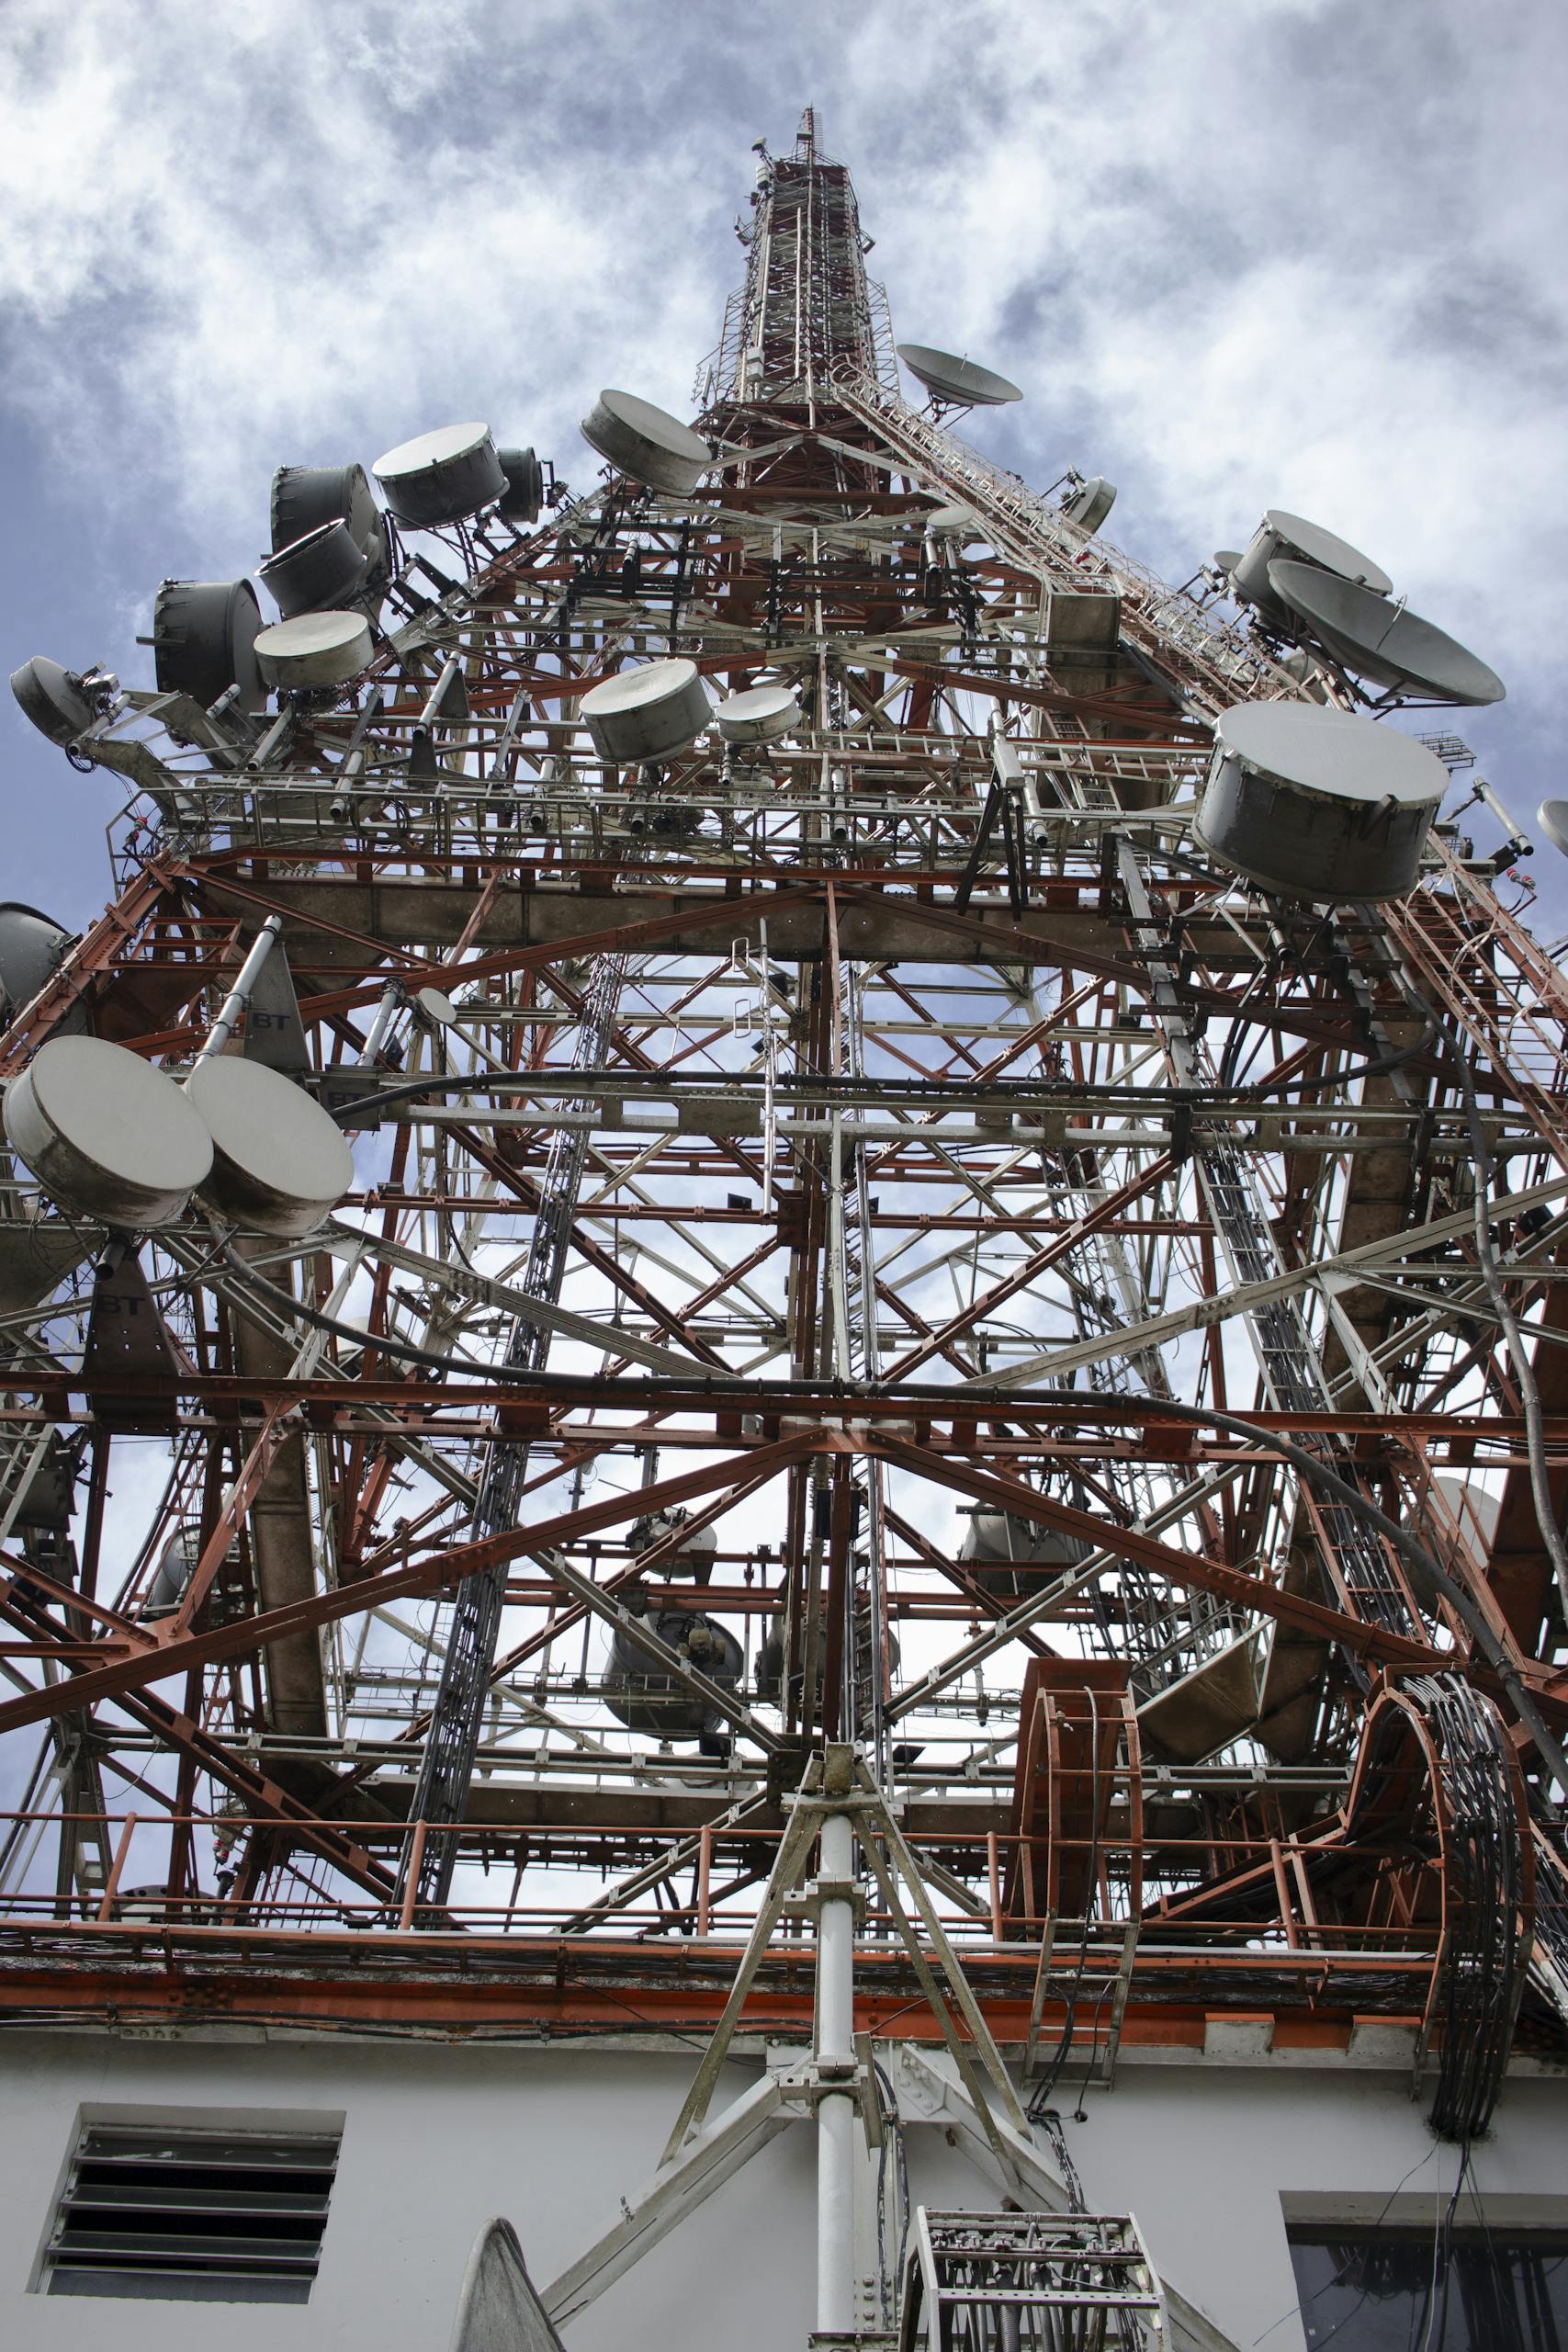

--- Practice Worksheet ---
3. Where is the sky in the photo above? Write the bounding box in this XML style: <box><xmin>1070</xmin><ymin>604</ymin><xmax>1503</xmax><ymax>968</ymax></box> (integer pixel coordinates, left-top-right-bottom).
<box><xmin>1</xmin><ymin>0</ymin><xmax>1564</xmax><ymax>932</ymax></box>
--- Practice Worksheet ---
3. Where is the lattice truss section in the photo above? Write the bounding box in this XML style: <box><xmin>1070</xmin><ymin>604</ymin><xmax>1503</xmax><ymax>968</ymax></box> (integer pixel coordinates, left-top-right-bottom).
<box><xmin>0</xmin><ymin>111</ymin><xmax>1564</xmax><ymax>2130</ymax></box>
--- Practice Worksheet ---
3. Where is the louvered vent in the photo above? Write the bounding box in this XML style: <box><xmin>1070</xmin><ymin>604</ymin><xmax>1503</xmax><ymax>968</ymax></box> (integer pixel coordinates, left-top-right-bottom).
<box><xmin>39</xmin><ymin>2121</ymin><xmax>339</xmax><ymax>2302</ymax></box>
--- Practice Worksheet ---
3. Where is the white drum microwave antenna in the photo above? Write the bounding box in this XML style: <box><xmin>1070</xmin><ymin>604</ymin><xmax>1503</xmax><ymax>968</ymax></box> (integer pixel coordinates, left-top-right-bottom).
<box><xmin>372</xmin><ymin>424</ymin><xmax>506</xmax><ymax>528</ymax></box>
<box><xmin>1227</xmin><ymin>510</ymin><xmax>1390</xmax><ymax>629</ymax></box>
<box><xmin>1267</xmin><ymin>562</ymin><xmax>1506</xmax><ymax>707</ymax></box>
<box><xmin>896</xmin><ymin>344</ymin><xmax>1022</xmax><ymax>410</ymax></box>
<box><xmin>186</xmin><ymin>1057</ymin><xmax>355</xmax><ymax>1238</ymax></box>
<box><xmin>581</xmin><ymin>392</ymin><xmax>713</xmax><ymax>495</ymax></box>
<box><xmin>254</xmin><ymin>611</ymin><xmax>374</xmax><ymax>694</ymax></box>
<box><xmin>927</xmin><ymin>503</ymin><xmax>983</xmax><ymax>545</ymax></box>
<box><xmin>1196</xmin><ymin>700</ymin><xmax>1450</xmax><ymax>904</ymax></box>
<box><xmin>4</xmin><ymin>1035</ymin><xmax>213</xmax><ymax>1227</ymax></box>
<box><xmin>1062</xmin><ymin>475</ymin><xmax>1117</xmax><ymax>532</ymax></box>
<box><xmin>716</xmin><ymin>684</ymin><xmax>800</xmax><ymax>746</ymax></box>
<box><xmin>581</xmin><ymin>658</ymin><xmax>712</xmax><ymax>763</ymax></box>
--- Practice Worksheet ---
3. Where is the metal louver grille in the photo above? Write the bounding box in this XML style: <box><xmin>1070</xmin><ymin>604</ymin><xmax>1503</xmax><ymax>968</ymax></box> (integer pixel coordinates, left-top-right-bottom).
<box><xmin>39</xmin><ymin>2123</ymin><xmax>339</xmax><ymax>2302</ymax></box>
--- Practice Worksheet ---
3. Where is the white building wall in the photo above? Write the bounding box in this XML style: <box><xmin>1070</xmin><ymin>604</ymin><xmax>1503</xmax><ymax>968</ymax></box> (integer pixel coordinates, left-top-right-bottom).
<box><xmin>0</xmin><ymin>2030</ymin><xmax>1564</xmax><ymax>2352</ymax></box>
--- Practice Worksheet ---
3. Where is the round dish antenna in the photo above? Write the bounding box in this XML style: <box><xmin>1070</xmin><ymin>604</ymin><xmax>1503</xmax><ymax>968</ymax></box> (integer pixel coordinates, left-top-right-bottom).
<box><xmin>1537</xmin><ymin>800</ymin><xmax>1568</xmax><ymax>859</ymax></box>
<box><xmin>255</xmin><ymin>611</ymin><xmax>374</xmax><ymax>694</ymax></box>
<box><xmin>581</xmin><ymin>657</ymin><xmax>712</xmax><ymax>763</ymax></box>
<box><xmin>10</xmin><ymin>656</ymin><xmax>96</xmax><ymax>747</ymax></box>
<box><xmin>1062</xmin><ymin>475</ymin><xmax>1116</xmax><ymax>532</ymax></box>
<box><xmin>1229</xmin><ymin>509</ymin><xmax>1390</xmax><ymax>627</ymax></box>
<box><xmin>716</xmin><ymin>684</ymin><xmax>799</xmax><ymax>747</ymax></box>
<box><xmin>372</xmin><ymin>424</ymin><xmax>506</xmax><ymax>528</ymax></box>
<box><xmin>0</xmin><ymin>903</ymin><xmax>77</xmax><ymax>1024</ymax></box>
<box><xmin>186</xmin><ymin>1057</ymin><xmax>355</xmax><ymax>1238</ymax></box>
<box><xmin>4</xmin><ymin>1035</ymin><xmax>213</xmax><ymax>1227</ymax></box>
<box><xmin>152</xmin><ymin>580</ymin><xmax>265</xmax><ymax>713</ymax></box>
<box><xmin>1197</xmin><ymin>700</ymin><xmax>1449</xmax><ymax>904</ymax></box>
<box><xmin>259</xmin><ymin>519</ymin><xmax>369</xmax><ymax>620</ymax></box>
<box><xmin>415</xmin><ymin>986</ymin><xmax>461</xmax><ymax>1027</ymax></box>
<box><xmin>896</xmin><ymin>344</ymin><xmax>1021</xmax><ymax>409</ymax></box>
<box><xmin>495</xmin><ymin>447</ymin><xmax>545</xmax><ymax>524</ymax></box>
<box><xmin>927</xmin><ymin>503</ymin><xmax>983</xmax><ymax>544</ymax></box>
<box><xmin>581</xmin><ymin>392</ymin><xmax>713</xmax><ymax>496</ymax></box>
<box><xmin>271</xmin><ymin>464</ymin><xmax>382</xmax><ymax>562</ymax></box>
<box><xmin>1269</xmin><ymin>562</ymin><xmax>1506</xmax><ymax>707</ymax></box>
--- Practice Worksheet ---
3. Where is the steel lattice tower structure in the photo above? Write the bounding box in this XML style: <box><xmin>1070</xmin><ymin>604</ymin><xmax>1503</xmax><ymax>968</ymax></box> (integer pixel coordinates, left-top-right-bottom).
<box><xmin>2</xmin><ymin>107</ymin><xmax>1567</xmax><ymax>2344</ymax></box>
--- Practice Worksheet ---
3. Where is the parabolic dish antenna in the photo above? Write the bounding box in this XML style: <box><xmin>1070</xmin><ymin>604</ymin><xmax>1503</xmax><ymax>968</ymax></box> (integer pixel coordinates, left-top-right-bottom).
<box><xmin>152</xmin><ymin>580</ymin><xmax>265</xmax><ymax>714</ymax></box>
<box><xmin>271</xmin><ymin>463</ymin><xmax>381</xmax><ymax>561</ymax></box>
<box><xmin>255</xmin><ymin>610</ymin><xmax>374</xmax><ymax>693</ymax></box>
<box><xmin>1537</xmin><ymin>800</ymin><xmax>1568</xmax><ymax>859</ymax></box>
<box><xmin>10</xmin><ymin>657</ymin><xmax>95</xmax><ymax>747</ymax></box>
<box><xmin>927</xmin><ymin>503</ymin><xmax>983</xmax><ymax>542</ymax></box>
<box><xmin>716</xmin><ymin>684</ymin><xmax>800</xmax><ymax>746</ymax></box>
<box><xmin>896</xmin><ymin>344</ymin><xmax>1022</xmax><ymax>407</ymax></box>
<box><xmin>373</xmin><ymin>424</ymin><xmax>506</xmax><ymax>528</ymax></box>
<box><xmin>259</xmin><ymin>519</ymin><xmax>369</xmax><ymax>620</ymax></box>
<box><xmin>1239</xmin><ymin>510</ymin><xmax>1392</xmax><ymax>598</ymax></box>
<box><xmin>581</xmin><ymin>657</ymin><xmax>712</xmax><ymax>763</ymax></box>
<box><xmin>1268</xmin><ymin>560</ymin><xmax>1506</xmax><ymax>707</ymax></box>
<box><xmin>496</xmin><ymin>447</ymin><xmax>545</xmax><ymax>524</ymax></box>
<box><xmin>581</xmin><ymin>392</ymin><xmax>713</xmax><ymax>496</ymax></box>
<box><xmin>415</xmin><ymin>986</ymin><xmax>461</xmax><ymax>1027</ymax></box>
<box><xmin>0</xmin><ymin>903</ymin><xmax>75</xmax><ymax>1021</ymax></box>
<box><xmin>1063</xmin><ymin>475</ymin><xmax>1116</xmax><ymax>532</ymax></box>
<box><xmin>4</xmin><ymin>1035</ymin><xmax>212</xmax><ymax>1227</ymax></box>
<box><xmin>186</xmin><ymin>1057</ymin><xmax>355</xmax><ymax>1238</ymax></box>
<box><xmin>1198</xmin><ymin>700</ymin><xmax>1450</xmax><ymax>905</ymax></box>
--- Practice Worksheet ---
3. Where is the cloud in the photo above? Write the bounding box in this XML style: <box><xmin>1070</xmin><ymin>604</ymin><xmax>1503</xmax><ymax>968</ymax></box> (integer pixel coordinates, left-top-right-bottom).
<box><xmin>1</xmin><ymin>0</ymin><xmax>1562</xmax><ymax>910</ymax></box>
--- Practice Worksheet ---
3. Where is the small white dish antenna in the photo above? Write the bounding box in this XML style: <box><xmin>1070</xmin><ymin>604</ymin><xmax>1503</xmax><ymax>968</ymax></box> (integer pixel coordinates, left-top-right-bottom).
<box><xmin>581</xmin><ymin>657</ymin><xmax>712</xmax><ymax>763</ymax></box>
<box><xmin>581</xmin><ymin>392</ymin><xmax>713</xmax><ymax>495</ymax></box>
<box><xmin>4</xmin><ymin>1035</ymin><xmax>212</xmax><ymax>1227</ymax></box>
<box><xmin>416</xmin><ymin>986</ymin><xmax>460</xmax><ymax>1027</ymax></box>
<box><xmin>373</xmin><ymin>424</ymin><xmax>505</xmax><ymax>528</ymax></box>
<box><xmin>255</xmin><ymin>611</ymin><xmax>374</xmax><ymax>693</ymax></box>
<box><xmin>1062</xmin><ymin>475</ymin><xmax>1116</xmax><ymax>532</ymax></box>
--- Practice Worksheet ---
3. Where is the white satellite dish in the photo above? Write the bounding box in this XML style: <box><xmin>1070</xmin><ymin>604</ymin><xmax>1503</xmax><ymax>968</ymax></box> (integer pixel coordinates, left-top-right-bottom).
<box><xmin>896</xmin><ymin>344</ymin><xmax>1022</xmax><ymax>408</ymax></box>
<box><xmin>716</xmin><ymin>684</ymin><xmax>800</xmax><ymax>746</ymax></box>
<box><xmin>581</xmin><ymin>658</ymin><xmax>712</xmax><ymax>763</ymax></box>
<box><xmin>373</xmin><ymin>424</ymin><xmax>506</xmax><ymax>528</ymax></box>
<box><xmin>1198</xmin><ymin>701</ymin><xmax>1449</xmax><ymax>904</ymax></box>
<box><xmin>581</xmin><ymin>392</ymin><xmax>713</xmax><ymax>495</ymax></box>
<box><xmin>186</xmin><ymin>1057</ymin><xmax>355</xmax><ymax>1238</ymax></box>
<box><xmin>1269</xmin><ymin>562</ymin><xmax>1505</xmax><ymax>707</ymax></box>
<box><xmin>255</xmin><ymin>611</ymin><xmax>374</xmax><ymax>693</ymax></box>
<box><xmin>1063</xmin><ymin>476</ymin><xmax>1116</xmax><ymax>532</ymax></box>
<box><xmin>4</xmin><ymin>1035</ymin><xmax>212</xmax><ymax>1227</ymax></box>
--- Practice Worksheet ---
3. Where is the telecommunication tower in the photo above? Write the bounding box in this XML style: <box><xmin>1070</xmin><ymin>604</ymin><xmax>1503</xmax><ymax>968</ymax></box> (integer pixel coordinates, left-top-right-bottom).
<box><xmin>2</xmin><ymin>107</ymin><xmax>1566</xmax><ymax>2347</ymax></box>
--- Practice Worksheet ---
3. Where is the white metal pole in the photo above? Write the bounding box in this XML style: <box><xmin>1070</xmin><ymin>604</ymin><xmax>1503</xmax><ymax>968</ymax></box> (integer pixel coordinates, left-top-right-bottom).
<box><xmin>816</xmin><ymin>1807</ymin><xmax>857</xmax><ymax>2337</ymax></box>
<box><xmin>191</xmin><ymin>916</ymin><xmax>283</xmax><ymax>1070</ymax></box>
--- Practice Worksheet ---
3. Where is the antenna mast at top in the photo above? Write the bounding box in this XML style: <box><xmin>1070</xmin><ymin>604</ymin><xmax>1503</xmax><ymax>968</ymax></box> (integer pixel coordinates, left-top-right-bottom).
<box><xmin>734</xmin><ymin>102</ymin><xmax>885</xmax><ymax>401</ymax></box>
